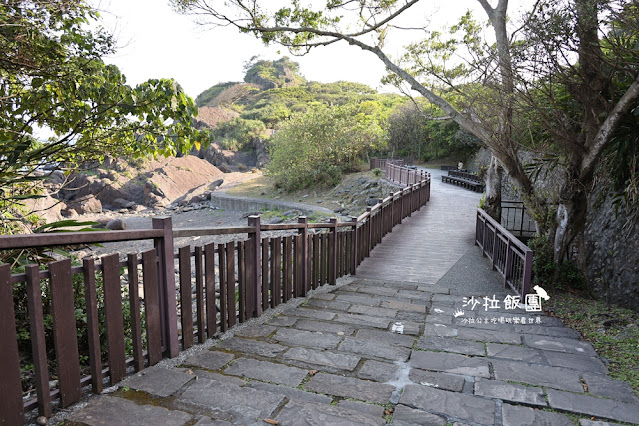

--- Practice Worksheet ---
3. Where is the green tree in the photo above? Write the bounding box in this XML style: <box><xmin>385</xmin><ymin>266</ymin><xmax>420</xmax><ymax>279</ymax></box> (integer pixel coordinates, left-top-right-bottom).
<box><xmin>267</xmin><ymin>103</ymin><xmax>384</xmax><ymax>190</ymax></box>
<box><xmin>1</xmin><ymin>0</ymin><xmax>204</xmax><ymax>233</ymax></box>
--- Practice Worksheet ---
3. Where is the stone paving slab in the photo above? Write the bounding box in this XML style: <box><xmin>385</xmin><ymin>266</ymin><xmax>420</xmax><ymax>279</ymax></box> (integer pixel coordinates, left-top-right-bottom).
<box><xmin>579</xmin><ymin>420</ymin><xmax>627</xmax><ymax>426</ymax></box>
<box><xmin>224</xmin><ymin>358</ymin><xmax>309</xmax><ymax>387</ymax></box>
<box><xmin>187</xmin><ymin>370</ymin><xmax>246</xmax><ymax>386</ymax></box>
<box><xmin>183</xmin><ymin>350</ymin><xmax>235</xmax><ymax>371</ymax></box>
<box><xmin>266</xmin><ymin>315</ymin><xmax>298</xmax><ymax>327</ymax></box>
<box><xmin>349</xmin><ymin>303</ymin><xmax>398</xmax><ymax>318</ymax></box>
<box><xmin>306</xmin><ymin>298</ymin><xmax>351</xmax><ymax>311</ymax></box>
<box><xmin>176</xmin><ymin>377</ymin><xmax>285</xmax><ymax>423</ymax></box>
<box><xmin>474</xmin><ymin>378</ymin><xmax>546</xmax><ymax>406</ymax></box>
<box><xmin>287</xmin><ymin>307</ymin><xmax>337</xmax><ymax>320</ymax></box>
<box><xmin>501</xmin><ymin>403</ymin><xmax>573</xmax><ymax>426</ymax></box>
<box><xmin>523</xmin><ymin>334</ymin><xmax>597</xmax><ymax>356</ymax></box>
<box><xmin>121</xmin><ymin>367</ymin><xmax>194</xmax><ymax>397</ymax></box>
<box><xmin>337</xmin><ymin>400</ymin><xmax>385</xmax><ymax>418</ymax></box>
<box><xmin>400</xmin><ymin>384</ymin><xmax>495</xmax><ymax>425</ymax></box>
<box><xmin>380</xmin><ymin>300</ymin><xmax>426</xmax><ymax>313</ymax></box>
<box><xmin>486</xmin><ymin>342</ymin><xmax>546</xmax><ymax>364</ymax></box>
<box><xmin>491</xmin><ymin>359</ymin><xmax>585</xmax><ymax>392</ymax></box>
<box><xmin>423</xmin><ymin>323</ymin><xmax>458</xmax><ymax>337</ymax></box>
<box><xmin>357</xmin><ymin>359</ymin><xmax>401</xmax><ymax>382</ymax></box>
<box><xmin>407</xmin><ymin>369</ymin><xmax>466</xmax><ymax>392</ymax></box>
<box><xmin>396</xmin><ymin>310</ymin><xmax>428</xmax><ymax>322</ymax></box>
<box><xmin>234</xmin><ymin>324</ymin><xmax>276</xmax><ymax>338</ymax></box>
<box><xmin>456</xmin><ymin>327</ymin><xmax>522</xmax><ymax>344</ymax></box>
<box><xmin>335</xmin><ymin>293</ymin><xmax>383</xmax><ymax>306</ymax></box>
<box><xmin>66</xmin><ymin>396</ymin><xmax>193</xmax><ymax>426</ymax></box>
<box><xmin>304</xmin><ymin>372</ymin><xmax>395</xmax><ymax>404</ymax></box>
<box><xmin>547</xmin><ymin>388</ymin><xmax>639</xmax><ymax>423</ymax></box>
<box><xmin>543</xmin><ymin>350</ymin><xmax>608</xmax><ymax>374</ymax></box>
<box><xmin>355</xmin><ymin>328</ymin><xmax>416</xmax><ymax>347</ymax></box>
<box><xmin>273</xmin><ymin>327</ymin><xmax>342</xmax><ymax>349</ymax></box>
<box><xmin>245</xmin><ymin>381</ymin><xmax>332</xmax><ymax>404</ymax></box>
<box><xmin>410</xmin><ymin>350</ymin><xmax>490</xmax><ymax>378</ymax></box>
<box><xmin>391</xmin><ymin>404</ymin><xmax>447</xmax><ymax>425</ymax></box>
<box><xmin>581</xmin><ymin>372</ymin><xmax>639</xmax><ymax>403</ymax></box>
<box><xmin>417</xmin><ymin>336</ymin><xmax>485</xmax><ymax>356</ymax></box>
<box><xmin>355</xmin><ymin>286</ymin><xmax>400</xmax><ymax>297</ymax></box>
<box><xmin>218</xmin><ymin>337</ymin><xmax>287</xmax><ymax>358</ymax></box>
<box><xmin>332</xmin><ymin>313</ymin><xmax>392</xmax><ymax>329</ymax></box>
<box><xmin>517</xmin><ymin>325</ymin><xmax>581</xmax><ymax>338</ymax></box>
<box><xmin>338</xmin><ymin>337</ymin><xmax>412</xmax><ymax>361</ymax></box>
<box><xmin>275</xmin><ymin>399</ymin><xmax>385</xmax><ymax>425</ymax></box>
<box><xmin>193</xmin><ymin>417</ymin><xmax>233</xmax><ymax>425</ymax></box>
<box><xmin>294</xmin><ymin>318</ymin><xmax>356</xmax><ymax>335</ymax></box>
<box><xmin>283</xmin><ymin>347</ymin><xmax>361</xmax><ymax>371</ymax></box>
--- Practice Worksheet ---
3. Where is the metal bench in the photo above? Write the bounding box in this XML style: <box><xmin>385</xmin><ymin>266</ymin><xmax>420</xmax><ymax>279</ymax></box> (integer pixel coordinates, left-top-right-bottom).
<box><xmin>441</xmin><ymin>172</ymin><xmax>484</xmax><ymax>192</ymax></box>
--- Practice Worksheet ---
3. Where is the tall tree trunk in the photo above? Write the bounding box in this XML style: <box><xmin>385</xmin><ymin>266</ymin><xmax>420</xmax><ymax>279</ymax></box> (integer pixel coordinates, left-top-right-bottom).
<box><xmin>484</xmin><ymin>156</ymin><xmax>503</xmax><ymax>222</ymax></box>
<box><xmin>553</xmin><ymin>174</ymin><xmax>588</xmax><ymax>270</ymax></box>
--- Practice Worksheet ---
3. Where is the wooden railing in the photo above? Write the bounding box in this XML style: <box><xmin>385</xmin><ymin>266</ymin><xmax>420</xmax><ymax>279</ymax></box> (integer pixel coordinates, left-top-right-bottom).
<box><xmin>501</xmin><ymin>200</ymin><xmax>536</xmax><ymax>239</ymax></box>
<box><xmin>475</xmin><ymin>208</ymin><xmax>533</xmax><ymax>297</ymax></box>
<box><xmin>0</xmin><ymin>166</ymin><xmax>430</xmax><ymax>424</ymax></box>
<box><xmin>370</xmin><ymin>157</ymin><xmax>405</xmax><ymax>170</ymax></box>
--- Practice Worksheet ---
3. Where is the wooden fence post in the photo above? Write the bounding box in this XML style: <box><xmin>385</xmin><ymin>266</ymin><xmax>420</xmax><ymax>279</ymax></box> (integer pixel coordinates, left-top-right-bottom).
<box><xmin>330</xmin><ymin>218</ymin><xmax>338</xmax><ymax>285</ymax></box>
<box><xmin>298</xmin><ymin>216</ymin><xmax>309</xmax><ymax>295</ymax></box>
<box><xmin>152</xmin><ymin>217</ymin><xmax>179</xmax><ymax>358</ymax></box>
<box><xmin>522</xmin><ymin>250</ymin><xmax>533</xmax><ymax>296</ymax></box>
<box><xmin>351</xmin><ymin>217</ymin><xmax>358</xmax><ymax>274</ymax></box>
<box><xmin>247</xmin><ymin>215</ymin><xmax>262</xmax><ymax>318</ymax></box>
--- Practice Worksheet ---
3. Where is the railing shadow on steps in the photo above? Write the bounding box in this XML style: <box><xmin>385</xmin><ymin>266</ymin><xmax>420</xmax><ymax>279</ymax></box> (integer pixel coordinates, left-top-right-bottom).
<box><xmin>475</xmin><ymin>208</ymin><xmax>533</xmax><ymax>298</ymax></box>
<box><xmin>0</xmin><ymin>163</ymin><xmax>430</xmax><ymax>424</ymax></box>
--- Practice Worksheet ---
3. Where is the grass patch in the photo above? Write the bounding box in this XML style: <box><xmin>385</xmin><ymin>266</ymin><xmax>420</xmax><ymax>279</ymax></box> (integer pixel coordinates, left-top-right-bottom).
<box><xmin>544</xmin><ymin>291</ymin><xmax>639</xmax><ymax>398</ymax></box>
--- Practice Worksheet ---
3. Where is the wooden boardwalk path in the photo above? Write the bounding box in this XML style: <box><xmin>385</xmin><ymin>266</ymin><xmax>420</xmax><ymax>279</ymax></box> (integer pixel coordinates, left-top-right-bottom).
<box><xmin>357</xmin><ymin>168</ymin><xmax>481</xmax><ymax>284</ymax></box>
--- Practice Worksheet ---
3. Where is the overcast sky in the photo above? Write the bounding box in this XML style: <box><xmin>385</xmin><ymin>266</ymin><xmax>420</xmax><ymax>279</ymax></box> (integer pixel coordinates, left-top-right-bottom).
<box><xmin>92</xmin><ymin>0</ymin><xmax>533</xmax><ymax>99</ymax></box>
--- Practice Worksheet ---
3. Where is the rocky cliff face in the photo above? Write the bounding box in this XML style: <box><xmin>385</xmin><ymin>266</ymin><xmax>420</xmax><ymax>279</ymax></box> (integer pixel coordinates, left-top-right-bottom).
<box><xmin>585</xmin><ymin>186</ymin><xmax>639</xmax><ymax>309</ymax></box>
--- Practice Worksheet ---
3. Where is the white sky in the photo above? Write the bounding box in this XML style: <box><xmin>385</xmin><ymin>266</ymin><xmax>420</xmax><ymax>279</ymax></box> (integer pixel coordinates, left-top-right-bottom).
<box><xmin>92</xmin><ymin>0</ymin><xmax>533</xmax><ymax>99</ymax></box>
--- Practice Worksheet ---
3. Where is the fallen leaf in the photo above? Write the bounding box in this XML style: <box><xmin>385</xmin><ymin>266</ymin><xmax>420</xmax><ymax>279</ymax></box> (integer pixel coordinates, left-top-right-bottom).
<box><xmin>384</xmin><ymin>408</ymin><xmax>394</xmax><ymax>415</ymax></box>
<box><xmin>337</xmin><ymin>331</ymin><xmax>345</xmax><ymax>336</ymax></box>
<box><xmin>309</xmin><ymin>369</ymin><xmax>319</xmax><ymax>376</ymax></box>
<box><xmin>186</xmin><ymin>369</ymin><xmax>193</xmax><ymax>375</ymax></box>
<box><xmin>263</xmin><ymin>419</ymin><xmax>280</xmax><ymax>425</ymax></box>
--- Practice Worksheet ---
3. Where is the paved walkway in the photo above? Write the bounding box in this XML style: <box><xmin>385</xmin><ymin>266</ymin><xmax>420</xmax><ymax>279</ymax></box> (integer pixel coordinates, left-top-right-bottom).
<box><xmin>60</xmin><ymin>170</ymin><xmax>639</xmax><ymax>426</ymax></box>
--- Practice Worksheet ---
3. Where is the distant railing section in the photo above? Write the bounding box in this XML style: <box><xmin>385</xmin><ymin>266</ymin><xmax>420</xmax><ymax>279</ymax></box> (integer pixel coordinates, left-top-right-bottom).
<box><xmin>475</xmin><ymin>208</ymin><xmax>533</xmax><ymax>297</ymax></box>
<box><xmin>0</xmin><ymin>167</ymin><xmax>430</xmax><ymax>423</ymax></box>
<box><xmin>369</xmin><ymin>157</ymin><xmax>413</xmax><ymax>170</ymax></box>
<box><xmin>501</xmin><ymin>201</ymin><xmax>536</xmax><ymax>239</ymax></box>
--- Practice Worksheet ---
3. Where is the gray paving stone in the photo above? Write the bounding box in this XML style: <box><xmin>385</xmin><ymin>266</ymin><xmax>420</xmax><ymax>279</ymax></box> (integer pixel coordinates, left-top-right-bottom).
<box><xmin>66</xmin><ymin>396</ymin><xmax>193</xmax><ymax>426</ymax></box>
<box><xmin>396</xmin><ymin>310</ymin><xmax>428</xmax><ymax>322</ymax></box>
<box><xmin>349</xmin><ymin>304</ymin><xmax>398</xmax><ymax>317</ymax></box>
<box><xmin>177</xmin><ymin>377</ymin><xmax>285</xmax><ymax>423</ymax></box>
<box><xmin>396</xmin><ymin>290</ymin><xmax>433</xmax><ymax>302</ymax></box>
<box><xmin>474</xmin><ymin>378</ymin><xmax>546</xmax><ymax>406</ymax></box>
<box><xmin>357</xmin><ymin>286</ymin><xmax>400</xmax><ymax>296</ymax></box>
<box><xmin>273</xmin><ymin>327</ymin><xmax>343</xmax><ymax>349</ymax></box>
<box><xmin>333</xmin><ymin>313</ymin><xmax>392</xmax><ymax>329</ymax></box>
<box><xmin>336</xmin><ymin>293</ymin><xmax>382</xmax><ymax>306</ymax></box>
<box><xmin>502</xmin><ymin>403</ymin><xmax>573</xmax><ymax>426</ymax></box>
<box><xmin>380</xmin><ymin>300</ymin><xmax>426</xmax><ymax>313</ymax></box>
<box><xmin>491</xmin><ymin>359</ymin><xmax>584</xmax><ymax>392</ymax></box>
<box><xmin>235</xmin><ymin>324</ymin><xmax>276</xmax><ymax>338</ymax></box>
<box><xmin>183</xmin><ymin>350</ymin><xmax>235</xmax><ymax>371</ymax></box>
<box><xmin>582</xmin><ymin>372</ymin><xmax>639</xmax><ymax>403</ymax></box>
<box><xmin>190</xmin><ymin>370</ymin><xmax>246</xmax><ymax>386</ymax></box>
<box><xmin>432</xmin><ymin>294</ymin><xmax>459</xmax><ymax>303</ymax></box>
<box><xmin>294</xmin><ymin>318</ymin><xmax>356</xmax><ymax>335</ymax></box>
<box><xmin>523</xmin><ymin>335</ymin><xmax>597</xmax><ymax>356</ymax></box>
<box><xmin>275</xmin><ymin>399</ymin><xmax>385</xmax><ymax>425</ymax></box>
<box><xmin>224</xmin><ymin>358</ymin><xmax>308</xmax><ymax>387</ymax></box>
<box><xmin>486</xmin><ymin>343</ymin><xmax>545</xmax><ymax>364</ymax></box>
<box><xmin>543</xmin><ymin>350</ymin><xmax>608</xmax><ymax>374</ymax></box>
<box><xmin>339</xmin><ymin>337</ymin><xmax>411</xmax><ymax>361</ymax></box>
<box><xmin>396</xmin><ymin>320</ymin><xmax>421</xmax><ymax>335</ymax></box>
<box><xmin>218</xmin><ymin>337</ymin><xmax>287</xmax><ymax>358</ymax></box>
<box><xmin>579</xmin><ymin>420</ymin><xmax>626</xmax><ymax>426</ymax></box>
<box><xmin>358</xmin><ymin>359</ymin><xmax>401</xmax><ymax>382</ymax></box>
<box><xmin>288</xmin><ymin>307</ymin><xmax>337</xmax><ymax>320</ymax></box>
<box><xmin>417</xmin><ymin>336</ymin><xmax>485</xmax><ymax>356</ymax></box>
<box><xmin>304</xmin><ymin>372</ymin><xmax>395</xmax><ymax>404</ymax></box>
<box><xmin>337</xmin><ymin>400</ymin><xmax>385</xmax><ymax>418</ymax></box>
<box><xmin>266</xmin><ymin>315</ymin><xmax>298</xmax><ymax>326</ymax></box>
<box><xmin>425</xmin><ymin>315</ymin><xmax>453</xmax><ymax>324</ymax></box>
<box><xmin>121</xmin><ymin>367</ymin><xmax>194</xmax><ymax>397</ymax></box>
<box><xmin>400</xmin><ymin>384</ymin><xmax>495</xmax><ymax>425</ymax></box>
<box><xmin>391</xmin><ymin>404</ymin><xmax>447</xmax><ymax>426</ymax></box>
<box><xmin>410</xmin><ymin>350</ymin><xmax>490</xmax><ymax>378</ymax></box>
<box><xmin>547</xmin><ymin>388</ymin><xmax>639</xmax><ymax>424</ymax></box>
<box><xmin>517</xmin><ymin>326</ymin><xmax>581</xmax><ymax>338</ymax></box>
<box><xmin>245</xmin><ymin>381</ymin><xmax>332</xmax><ymax>404</ymax></box>
<box><xmin>423</xmin><ymin>323</ymin><xmax>458</xmax><ymax>337</ymax></box>
<box><xmin>193</xmin><ymin>417</ymin><xmax>233</xmax><ymax>425</ymax></box>
<box><xmin>312</xmin><ymin>292</ymin><xmax>336</xmax><ymax>300</ymax></box>
<box><xmin>408</xmin><ymin>369</ymin><xmax>465</xmax><ymax>392</ymax></box>
<box><xmin>283</xmin><ymin>347</ymin><xmax>361</xmax><ymax>371</ymax></box>
<box><xmin>457</xmin><ymin>328</ymin><xmax>522</xmax><ymax>344</ymax></box>
<box><xmin>306</xmin><ymin>298</ymin><xmax>351</xmax><ymax>311</ymax></box>
<box><xmin>356</xmin><ymin>328</ymin><xmax>416</xmax><ymax>348</ymax></box>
